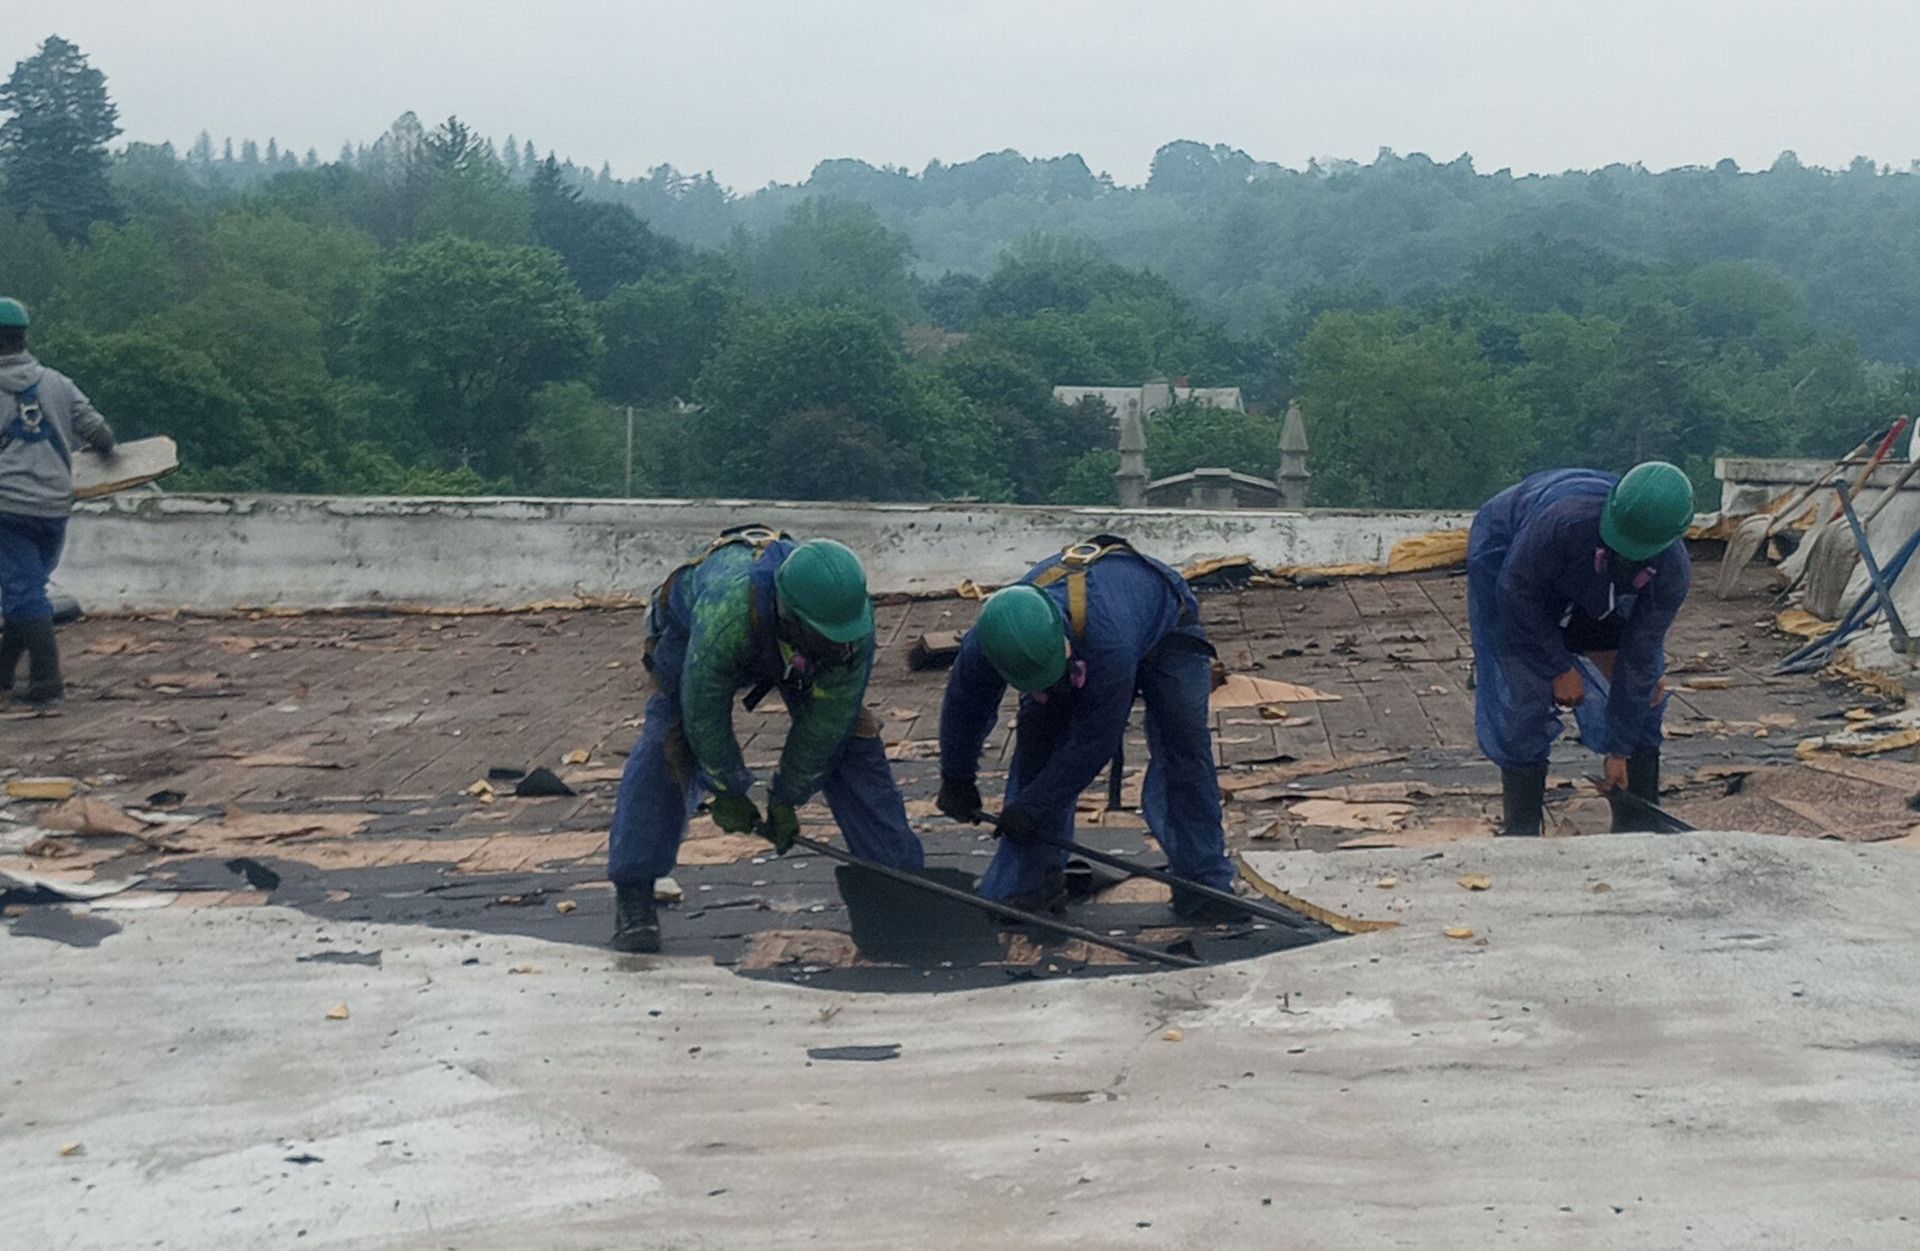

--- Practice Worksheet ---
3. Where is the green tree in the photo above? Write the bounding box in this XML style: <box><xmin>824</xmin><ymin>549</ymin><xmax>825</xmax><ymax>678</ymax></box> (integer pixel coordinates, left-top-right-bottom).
<box><xmin>936</xmin><ymin>345</ymin><xmax>1103</xmax><ymax>500</ymax></box>
<box><xmin>37</xmin><ymin>327</ymin><xmax>270</xmax><ymax>481</ymax></box>
<box><xmin>417</xmin><ymin>117</ymin><xmax>532</xmax><ymax>247</ymax></box>
<box><xmin>0</xmin><ymin>36</ymin><xmax>120</xmax><ymax>242</ymax></box>
<box><xmin>1299</xmin><ymin>310</ymin><xmax>1534</xmax><ymax>507</ymax></box>
<box><xmin>1052</xmin><ymin>448</ymin><xmax>1121</xmax><ymax>504</ymax></box>
<box><xmin>1146</xmin><ymin>399</ymin><xmax>1283</xmax><ymax>481</ymax></box>
<box><xmin>50</xmin><ymin>223</ymin><xmax>180</xmax><ymax>333</ymax></box>
<box><xmin>209</xmin><ymin>208</ymin><xmax>380</xmax><ymax>362</ymax></box>
<box><xmin>0</xmin><ymin>210</ymin><xmax>65</xmax><ymax>308</ymax></box>
<box><xmin>761</xmin><ymin>408</ymin><xmax>926</xmax><ymax>500</ymax></box>
<box><xmin>735</xmin><ymin>199</ymin><xmax>916</xmax><ymax>323</ymax></box>
<box><xmin>521</xmin><ymin>381</ymin><xmax>628</xmax><ymax>496</ymax></box>
<box><xmin>530</xmin><ymin>156</ymin><xmax>681</xmax><ymax>299</ymax></box>
<box><xmin>689</xmin><ymin>305</ymin><xmax>927</xmax><ymax>495</ymax></box>
<box><xmin>598</xmin><ymin>273</ymin><xmax>735</xmax><ymax>405</ymax></box>
<box><xmin>355</xmin><ymin>236</ymin><xmax>602</xmax><ymax>477</ymax></box>
<box><xmin>971</xmin><ymin>311</ymin><xmax>1112</xmax><ymax>384</ymax></box>
<box><xmin>975</xmin><ymin>236</ymin><xmax>1181</xmax><ymax>321</ymax></box>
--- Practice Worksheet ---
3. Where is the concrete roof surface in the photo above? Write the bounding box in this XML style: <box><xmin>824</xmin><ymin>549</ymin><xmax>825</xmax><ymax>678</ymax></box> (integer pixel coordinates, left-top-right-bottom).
<box><xmin>8</xmin><ymin>832</ymin><xmax>1920</xmax><ymax>1248</ymax></box>
<box><xmin>8</xmin><ymin>558</ymin><xmax>1920</xmax><ymax>1244</ymax></box>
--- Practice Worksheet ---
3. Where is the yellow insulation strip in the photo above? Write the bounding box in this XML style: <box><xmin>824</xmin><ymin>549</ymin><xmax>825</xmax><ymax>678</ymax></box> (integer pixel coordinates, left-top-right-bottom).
<box><xmin>1272</xmin><ymin>528</ymin><xmax>1470</xmax><ymax>580</ymax></box>
<box><xmin>1234</xmin><ymin>853</ymin><xmax>1400</xmax><ymax>935</ymax></box>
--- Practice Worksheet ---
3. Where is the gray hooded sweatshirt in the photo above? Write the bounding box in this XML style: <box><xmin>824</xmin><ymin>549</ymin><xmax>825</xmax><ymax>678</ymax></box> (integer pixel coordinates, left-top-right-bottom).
<box><xmin>0</xmin><ymin>352</ymin><xmax>115</xmax><ymax>519</ymax></box>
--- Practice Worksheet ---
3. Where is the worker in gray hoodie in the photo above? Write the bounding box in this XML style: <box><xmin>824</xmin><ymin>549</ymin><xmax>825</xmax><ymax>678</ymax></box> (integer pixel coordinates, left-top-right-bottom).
<box><xmin>0</xmin><ymin>298</ymin><xmax>115</xmax><ymax>705</ymax></box>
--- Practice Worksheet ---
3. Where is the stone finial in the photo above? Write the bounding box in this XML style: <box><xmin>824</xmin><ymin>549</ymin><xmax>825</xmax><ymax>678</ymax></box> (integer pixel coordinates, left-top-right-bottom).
<box><xmin>1115</xmin><ymin>401</ymin><xmax>1148</xmax><ymax>508</ymax></box>
<box><xmin>1277</xmin><ymin>400</ymin><xmax>1310</xmax><ymax>508</ymax></box>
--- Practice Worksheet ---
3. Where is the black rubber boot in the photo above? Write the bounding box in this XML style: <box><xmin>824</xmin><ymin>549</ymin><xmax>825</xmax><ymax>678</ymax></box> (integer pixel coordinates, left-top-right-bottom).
<box><xmin>610</xmin><ymin>882</ymin><xmax>661</xmax><ymax>953</ymax></box>
<box><xmin>1172</xmin><ymin>880</ymin><xmax>1253</xmax><ymax>924</ymax></box>
<box><xmin>1499</xmin><ymin>766</ymin><xmax>1549</xmax><ymax>837</ymax></box>
<box><xmin>1610</xmin><ymin>749</ymin><xmax>1662</xmax><ymax>833</ymax></box>
<box><xmin>19</xmin><ymin>619</ymin><xmax>61</xmax><ymax>706</ymax></box>
<box><xmin>0</xmin><ymin>621</ymin><xmax>23</xmax><ymax>693</ymax></box>
<box><xmin>1002</xmin><ymin>864</ymin><xmax>1068</xmax><ymax>917</ymax></box>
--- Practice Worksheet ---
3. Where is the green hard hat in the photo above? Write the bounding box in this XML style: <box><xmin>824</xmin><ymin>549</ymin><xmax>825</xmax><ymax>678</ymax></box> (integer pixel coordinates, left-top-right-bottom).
<box><xmin>975</xmin><ymin>585</ymin><xmax>1068</xmax><ymax>693</ymax></box>
<box><xmin>774</xmin><ymin>539</ymin><xmax>874</xmax><ymax>645</ymax></box>
<box><xmin>1601</xmin><ymin>461</ymin><xmax>1695</xmax><ymax>561</ymax></box>
<box><xmin>0</xmin><ymin>298</ymin><xmax>27</xmax><ymax>328</ymax></box>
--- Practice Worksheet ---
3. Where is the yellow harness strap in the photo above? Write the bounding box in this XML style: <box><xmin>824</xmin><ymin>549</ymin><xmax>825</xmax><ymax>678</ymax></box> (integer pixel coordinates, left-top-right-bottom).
<box><xmin>650</xmin><ymin>524</ymin><xmax>789</xmax><ymax>646</ymax></box>
<box><xmin>1027</xmin><ymin>538</ymin><xmax>1132</xmax><ymax>642</ymax></box>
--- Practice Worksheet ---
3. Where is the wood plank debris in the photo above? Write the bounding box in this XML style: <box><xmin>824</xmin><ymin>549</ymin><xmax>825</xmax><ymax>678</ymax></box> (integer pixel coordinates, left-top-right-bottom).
<box><xmin>72</xmin><ymin>436</ymin><xmax>178</xmax><ymax>499</ymax></box>
<box><xmin>1211</xmin><ymin>674</ymin><xmax>1343</xmax><ymax>708</ymax></box>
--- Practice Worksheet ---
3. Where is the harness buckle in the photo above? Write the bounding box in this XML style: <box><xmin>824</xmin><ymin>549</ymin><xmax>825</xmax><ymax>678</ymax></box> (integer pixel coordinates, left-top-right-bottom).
<box><xmin>1061</xmin><ymin>541</ymin><xmax>1107</xmax><ymax>567</ymax></box>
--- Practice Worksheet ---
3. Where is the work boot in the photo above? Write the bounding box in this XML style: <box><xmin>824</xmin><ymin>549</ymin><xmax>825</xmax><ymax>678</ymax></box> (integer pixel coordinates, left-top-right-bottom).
<box><xmin>1171</xmin><ymin>879</ymin><xmax>1254</xmax><ymax>924</ymax></box>
<box><xmin>1499</xmin><ymin>766</ymin><xmax>1549</xmax><ymax>837</ymax></box>
<box><xmin>1609</xmin><ymin>748</ymin><xmax>1663</xmax><ymax>833</ymax></box>
<box><xmin>1001</xmin><ymin>864</ymin><xmax>1068</xmax><ymax>917</ymax></box>
<box><xmin>0</xmin><ymin>621</ymin><xmax>23</xmax><ymax>693</ymax></box>
<box><xmin>610</xmin><ymin>882</ymin><xmax>661</xmax><ymax>953</ymax></box>
<box><xmin>18</xmin><ymin>619</ymin><xmax>61</xmax><ymax>707</ymax></box>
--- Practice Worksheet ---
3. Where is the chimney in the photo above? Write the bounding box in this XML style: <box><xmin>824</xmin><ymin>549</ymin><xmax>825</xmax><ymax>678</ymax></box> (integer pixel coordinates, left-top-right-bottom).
<box><xmin>1277</xmin><ymin>400</ymin><xmax>1310</xmax><ymax>508</ymax></box>
<box><xmin>1114</xmin><ymin>403</ymin><xmax>1148</xmax><ymax>508</ymax></box>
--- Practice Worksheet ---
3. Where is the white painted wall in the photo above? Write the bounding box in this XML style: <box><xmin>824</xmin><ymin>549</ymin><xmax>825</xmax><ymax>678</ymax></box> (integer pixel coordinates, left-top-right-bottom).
<box><xmin>61</xmin><ymin>494</ymin><xmax>1472</xmax><ymax>612</ymax></box>
<box><xmin>1716</xmin><ymin>456</ymin><xmax>1920</xmax><ymax>514</ymax></box>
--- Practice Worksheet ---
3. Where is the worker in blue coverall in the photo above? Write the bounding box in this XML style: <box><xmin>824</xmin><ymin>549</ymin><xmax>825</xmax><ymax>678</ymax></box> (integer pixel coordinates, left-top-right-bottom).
<box><xmin>936</xmin><ymin>537</ymin><xmax>1241</xmax><ymax>919</ymax></box>
<box><xmin>606</xmin><ymin>528</ymin><xmax>924</xmax><ymax>952</ymax></box>
<box><xmin>1468</xmin><ymin>462</ymin><xmax>1695</xmax><ymax>836</ymax></box>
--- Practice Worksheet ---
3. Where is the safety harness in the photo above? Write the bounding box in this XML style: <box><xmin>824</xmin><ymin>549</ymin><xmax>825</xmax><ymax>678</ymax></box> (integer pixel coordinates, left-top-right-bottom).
<box><xmin>645</xmin><ymin>523</ymin><xmax>827</xmax><ymax>712</ymax></box>
<box><xmin>0</xmin><ymin>380</ymin><xmax>68</xmax><ymax>468</ymax></box>
<box><xmin>1025</xmin><ymin>534</ymin><xmax>1193</xmax><ymax>642</ymax></box>
<box><xmin>645</xmin><ymin>524</ymin><xmax>788</xmax><ymax>660</ymax></box>
<box><xmin>1025</xmin><ymin>535</ymin><xmax>1135</xmax><ymax>642</ymax></box>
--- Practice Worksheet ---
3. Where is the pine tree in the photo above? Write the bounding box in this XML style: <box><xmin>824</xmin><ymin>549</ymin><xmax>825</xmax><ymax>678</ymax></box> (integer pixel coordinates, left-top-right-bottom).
<box><xmin>222</xmin><ymin>137</ymin><xmax>234</xmax><ymax>163</ymax></box>
<box><xmin>240</xmin><ymin>138</ymin><xmax>259</xmax><ymax>165</ymax></box>
<box><xmin>503</xmin><ymin>133</ymin><xmax>521</xmax><ymax>174</ymax></box>
<box><xmin>188</xmin><ymin>130</ymin><xmax>214</xmax><ymax>166</ymax></box>
<box><xmin>0</xmin><ymin>35</ymin><xmax>122</xmax><ymax>241</ymax></box>
<box><xmin>265</xmin><ymin>137</ymin><xmax>279</xmax><ymax>164</ymax></box>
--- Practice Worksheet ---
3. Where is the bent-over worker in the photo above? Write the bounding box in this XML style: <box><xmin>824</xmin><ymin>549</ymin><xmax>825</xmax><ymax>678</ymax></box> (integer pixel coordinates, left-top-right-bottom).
<box><xmin>606</xmin><ymin>528</ymin><xmax>924</xmax><ymax>952</ymax></box>
<box><xmin>0</xmin><ymin>298</ymin><xmax>115</xmax><ymax>706</ymax></box>
<box><xmin>936</xmin><ymin>536</ymin><xmax>1238</xmax><ymax>918</ymax></box>
<box><xmin>1468</xmin><ymin>462</ymin><xmax>1694</xmax><ymax>836</ymax></box>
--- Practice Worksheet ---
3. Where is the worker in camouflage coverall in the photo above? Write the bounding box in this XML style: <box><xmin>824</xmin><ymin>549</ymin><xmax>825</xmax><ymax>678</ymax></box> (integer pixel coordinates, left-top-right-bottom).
<box><xmin>606</xmin><ymin>530</ymin><xmax>924</xmax><ymax>952</ymax></box>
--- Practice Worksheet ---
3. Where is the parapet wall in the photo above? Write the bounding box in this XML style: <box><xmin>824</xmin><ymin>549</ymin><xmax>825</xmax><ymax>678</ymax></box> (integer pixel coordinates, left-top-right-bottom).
<box><xmin>63</xmin><ymin>494</ymin><xmax>1473</xmax><ymax>613</ymax></box>
<box><xmin>1715</xmin><ymin>456</ymin><xmax>1920</xmax><ymax>515</ymax></box>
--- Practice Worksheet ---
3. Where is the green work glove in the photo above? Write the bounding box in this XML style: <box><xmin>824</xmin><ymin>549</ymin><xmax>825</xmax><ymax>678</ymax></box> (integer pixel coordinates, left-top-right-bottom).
<box><xmin>710</xmin><ymin>792</ymin><xmax>760</xmax><ymax>835</ymax></box>
<box><xmin>761</xmin><ymin>802</ymin><xmax>800</xmax><ymax>855</ymax></box>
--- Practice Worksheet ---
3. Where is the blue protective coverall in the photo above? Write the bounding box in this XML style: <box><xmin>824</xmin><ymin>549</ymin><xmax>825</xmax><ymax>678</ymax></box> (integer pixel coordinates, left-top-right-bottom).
<box><xmin>938</xmin><ymin>547</ymin><xmax>1234</xmax><ymax>901</ymax></box>
<box><xmin>607</xmin><ymin>539</ymin><xmax>924</xmax><ymax>886</ymax></box>
<box><xmin>1468</xmin><ymin>469</ymin><xmax>1691</xmax><ymax>769</ymax></box>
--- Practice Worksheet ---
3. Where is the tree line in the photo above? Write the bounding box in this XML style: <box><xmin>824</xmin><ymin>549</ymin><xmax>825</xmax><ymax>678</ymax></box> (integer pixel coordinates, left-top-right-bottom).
<box><xmin>2</xmin><ymin>36</ymin><xmax>1914</xmax><ymax>509</ymax></box>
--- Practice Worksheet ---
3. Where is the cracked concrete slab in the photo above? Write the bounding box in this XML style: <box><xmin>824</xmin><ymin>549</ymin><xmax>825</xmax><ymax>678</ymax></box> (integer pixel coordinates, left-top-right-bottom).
<box><xmin>8</xmin><ymin>832</ymin><xmax>1920</xmax><ymax>1248</ymax></box>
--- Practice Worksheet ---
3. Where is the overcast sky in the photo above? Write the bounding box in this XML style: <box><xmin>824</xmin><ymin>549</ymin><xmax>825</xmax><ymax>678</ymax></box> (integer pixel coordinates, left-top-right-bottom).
<box><xmin>6</xmin><ymin>1</ymin><xmax>1918</xmax><ymax>189</ymax></box>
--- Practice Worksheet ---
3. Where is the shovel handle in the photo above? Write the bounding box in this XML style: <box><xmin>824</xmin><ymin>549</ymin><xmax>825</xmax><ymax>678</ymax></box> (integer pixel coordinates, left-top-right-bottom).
<box><xmin>1586</xmin><ymin>776</ymin><xmax>1697</xmax><ymax>832</ymax></box>
<box><xmin>1831</xmin><ymin>417</ymin><xmax>1911</xmax><ymax>520</ymax></box>
<box><xmin>791</xmin><ymin>834</ymin><xmax>1200</xmax><ymax>968</ymax></box>
<box><xmin>971</xmin><ymin>810</ymin><xmax>1326</xmax><ymax>935</ymax></box>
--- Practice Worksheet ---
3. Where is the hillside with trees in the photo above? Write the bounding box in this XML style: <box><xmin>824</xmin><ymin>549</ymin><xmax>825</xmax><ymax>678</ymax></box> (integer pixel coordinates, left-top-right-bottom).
<box><xmin>3</xmin><ymin>36</ymin><xmax>1915</xmax><ymax>508</ymax></box>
